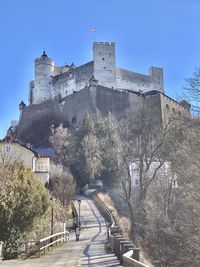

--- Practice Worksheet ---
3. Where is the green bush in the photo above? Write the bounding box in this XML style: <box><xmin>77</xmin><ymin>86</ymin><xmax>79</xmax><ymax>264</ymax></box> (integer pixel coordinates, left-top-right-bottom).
<box><xmin>0</xmin><ymin>162</ymin><xmax>50</xmax><ymax>259</ymax></box>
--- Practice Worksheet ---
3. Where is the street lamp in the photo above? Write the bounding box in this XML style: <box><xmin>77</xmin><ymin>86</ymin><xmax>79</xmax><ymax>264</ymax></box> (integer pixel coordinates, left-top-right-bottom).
<box><xmin>51</xmin><ymin>197</ymin><xmax>54</xmax><ymax>236</ymax></box>
<box><xmin>50</xmin><ymin>196</ymin><xmax>55</xmax><ymax>244</ymax></box>
<box><xmin>78</xmin><ymin>199</ymin><xmax>81</xmax><ymax>228</ymax></box>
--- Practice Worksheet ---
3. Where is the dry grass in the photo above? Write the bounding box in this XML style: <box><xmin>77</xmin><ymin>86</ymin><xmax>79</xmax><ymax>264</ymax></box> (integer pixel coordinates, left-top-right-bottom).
<box><xmin>97</xmin><ymin>192</ymin><xmax>115</xmax><ymax>212</ymax></box>
<box><xmin>97</xmin><ymin>192</ymin><xmax>129</xmax><ymax>237</ymax></box>
<box><xmin>97</xmin><ymin>191</ymin><xmax>155</xmax><ymax>266</ymax></box>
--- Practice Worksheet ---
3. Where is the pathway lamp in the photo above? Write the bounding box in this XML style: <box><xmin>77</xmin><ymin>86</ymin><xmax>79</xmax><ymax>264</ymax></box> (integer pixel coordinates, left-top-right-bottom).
<box><xmin>0</xmin><ymin>241</ymin><xmax>3</xmax><ymax>261</ymax></box>
<box><xmin>51</xmin><ymin>197</ymin><xmax>54</xmax><ymax>235</ymax></box>
<box><xmin>78</xmin><ymin>199</ymin><xmax>81</xmax><ymax>228</ymax></box>
<box><xmin>50</xmin><ymin>197</ymin><xmax>55</xmax><ymax>244</ymax></box>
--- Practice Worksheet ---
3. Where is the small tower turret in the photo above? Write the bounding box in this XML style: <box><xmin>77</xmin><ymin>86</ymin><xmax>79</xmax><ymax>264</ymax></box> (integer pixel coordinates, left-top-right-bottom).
<box><xmin>32</xmin><ymin>50</ymin><xmax>54</xmax><ymax>104</ymax></box>
<box><xmin>149</xmin><ymin>66</ymin><xmax>164</xmax><ymax>93</ymax></box>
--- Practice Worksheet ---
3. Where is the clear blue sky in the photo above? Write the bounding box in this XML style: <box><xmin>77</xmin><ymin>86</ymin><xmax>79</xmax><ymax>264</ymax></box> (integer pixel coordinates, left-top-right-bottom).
<box><xmin>0</xmin><ymin>0</ymin><xmax>200</xmax><ymax>138</ymax></box>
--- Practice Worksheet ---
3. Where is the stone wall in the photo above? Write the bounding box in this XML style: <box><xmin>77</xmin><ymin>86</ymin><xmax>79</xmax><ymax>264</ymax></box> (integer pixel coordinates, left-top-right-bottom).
<box><xmin>123</xmin><ymin>251</ymin><xmax>150</xmax><ymax>267</ymax></box>
<box><xmin>61</xmin><ymin>86</ymin><xmax>96</xmax><ymax>126</ymax></box>
<box><xmin>116</xmin><ymin>67</ymin><xmax>164</xmax><ymax>93</ymax></box>
<box><xmin>52</xmin><ymin>61</ymin><xmax>94</xmax><ymax>99</ymax></box>
<box><xmin>17</xmin><ymin>86</ymin><xmax>143</xmax><ymax>146</ymax></box>
<box><xmin>96</xmin><ymin>86</ymin><xmax>129</xmax><ymax>115</ymax></box>
<box><xmin>17</xmin><ymin>84</ymin><xmax>188</xmax><ymax>147</ymax></box>
<box><xmin>74</xmin><ymin>61</ymin><xmax>94</xmax><ymax>91</ymax></box>
<box><xmin>160</xmin><ymin>93</ymin><xmax>188</xmax><ymax>125</ymax></box>
<box><xmin>17</xmin><ymin>100</ymin><xmax>61</xmax><ymax>146</ymax></box>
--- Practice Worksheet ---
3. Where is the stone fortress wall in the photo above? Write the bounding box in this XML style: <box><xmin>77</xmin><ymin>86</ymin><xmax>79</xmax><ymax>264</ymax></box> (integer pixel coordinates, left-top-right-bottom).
<box><xmin>17</xmin><ymin>83</ymin><xmax>188</xmax><ymax>147</ymax></box>
<box><xmin>116</xmin><ymin>66</ymin><xmax>163</xmax><ymax>92</ymax></box>
<box><xmin>29</xmin><ymin>42</ymin><xmax>164</xmax><ymax>105</ymax></box>
<box><xmin>52</xmin><ymin>61</ymin><xmax>94</xmax><ymax>99</ymax></box>
<box><xmin>15</xmin><ymin>41</ymin><xmax>189</xmax><ymax>147</ymax></box>
<box><xmin>18</xmin><ymin>86</ymin><xmax>136</xmax><ymax>145</ymax></box>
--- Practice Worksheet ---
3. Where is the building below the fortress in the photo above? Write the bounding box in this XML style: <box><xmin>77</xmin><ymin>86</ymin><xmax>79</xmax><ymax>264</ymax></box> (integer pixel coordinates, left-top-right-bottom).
<box><xmin>5</xmin><ymin>42</ymin><xmax>189</xmax><ymax>147</ymax></box>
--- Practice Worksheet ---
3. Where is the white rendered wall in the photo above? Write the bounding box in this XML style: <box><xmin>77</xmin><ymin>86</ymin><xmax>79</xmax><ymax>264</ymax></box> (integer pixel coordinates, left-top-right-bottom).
<box><xmin>33</xmin><ymin>57</ymin><xmax>54</xmax><ymax>104</ymax></box>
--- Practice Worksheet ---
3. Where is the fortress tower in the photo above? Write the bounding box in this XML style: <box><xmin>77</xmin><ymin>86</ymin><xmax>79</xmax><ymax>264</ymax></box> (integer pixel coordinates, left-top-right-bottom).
<box><xmin>28</xmin><ymin>42</ymin><xmax>164</xmax><ymax>107</ymax></box>
<box><xmin>30</xmin><ymin>51</ymin><xmax>54</xmax><ymax>105</ymax></box>
<box><xmin>93</xmin><ymin>42</ymin><xmax>116</xmax><ymax>89</ymax></box>
<box><xmin>149</xmin><ymin>67</ymin><xmax>163</xmax><ymax>92</ymax></box>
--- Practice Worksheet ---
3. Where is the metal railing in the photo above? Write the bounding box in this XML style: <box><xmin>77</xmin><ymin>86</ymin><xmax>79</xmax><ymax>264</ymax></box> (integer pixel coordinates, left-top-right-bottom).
<box><xmin>92</xmin><ymin>194</ymin><xmax>118</xmax><ymax>228</ymax></box>
<box><xmin>19</xmin><ymin>231</ymin><xmax>69</xmax><ymax>257</ymax></box>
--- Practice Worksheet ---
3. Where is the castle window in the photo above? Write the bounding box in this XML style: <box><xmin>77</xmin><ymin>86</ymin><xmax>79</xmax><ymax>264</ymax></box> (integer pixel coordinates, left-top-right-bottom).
<box><xmin>166</xmin><ymin>104</ymin><xmax>169</xmax><ymax>110</ymax></box>
<box><xmin>172</xmin><ymin>107</ymin><xmax>175</xmax><ymax>113</ymax></box>
<box><xmin>104</xmin><ymin>67</ymin><xmax>106</xmax><ymax>70</ymax></box>
<box><xmin>102</xmin><ymin>58</ymin><xmax>105</xmax><ymax>61</ymax></box>
<box><xmin>178</xmin><ymin>111</ymin><xmax>181</xmax><ymax>116</ymax></box>
<box><xmin>109</xmin><ymin>52</ymin><xmax>111</xmax><ymax>56</ymax></box>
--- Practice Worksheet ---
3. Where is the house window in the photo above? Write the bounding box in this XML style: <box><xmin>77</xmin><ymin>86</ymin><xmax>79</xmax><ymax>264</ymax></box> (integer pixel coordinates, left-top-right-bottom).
<box><xmin>172</xmin><ymin>179</ymin><xmax>178</xmax><ymax>188</ymax></box>
<box><xmin>37</xmin><ymin>162</ymin><xmax>46</xmax><ymax>171</ymax></box>
<box><xmin>4</xmin><ymin>144</ymin><xmax>11</xmax><ymax>153</ymax></box>
<box><xmin>170</xmin><ymin>177</ymin><xmax>178</xmax><ymax>188</ymax></box>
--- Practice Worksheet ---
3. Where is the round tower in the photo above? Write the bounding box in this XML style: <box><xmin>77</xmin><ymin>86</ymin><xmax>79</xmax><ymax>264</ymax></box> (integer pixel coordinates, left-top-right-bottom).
<box><xmin>32</xmin><ymin>50</ymin><xmax>54</xmax><ymax>104</ymax></box>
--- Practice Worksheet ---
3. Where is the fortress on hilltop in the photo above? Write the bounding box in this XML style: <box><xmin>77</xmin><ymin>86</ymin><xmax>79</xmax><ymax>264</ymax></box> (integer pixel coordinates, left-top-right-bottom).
<box><xmin>29</xmin><ymin>42</ymin><xmax>164</xmax><ymax>105</ymax></box>
<box><xmin>6</xmin><ymin>42</ymin><xmax>188</xmax><ymax>146</ymax></box>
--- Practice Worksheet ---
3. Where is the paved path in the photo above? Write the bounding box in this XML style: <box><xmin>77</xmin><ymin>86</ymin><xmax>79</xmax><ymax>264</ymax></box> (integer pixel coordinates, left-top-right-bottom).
<box><xmin>1</xmin><ymin>196</ymin><xmax>122</xmax><ymax>267</ymax></box>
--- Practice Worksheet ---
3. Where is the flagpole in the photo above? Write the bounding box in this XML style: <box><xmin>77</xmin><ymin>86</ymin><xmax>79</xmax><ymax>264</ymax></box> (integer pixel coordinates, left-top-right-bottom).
<box><xmin>91</xmin><ymin>27</ymin><xmax>96</xmax><ymax>42</ymax></box>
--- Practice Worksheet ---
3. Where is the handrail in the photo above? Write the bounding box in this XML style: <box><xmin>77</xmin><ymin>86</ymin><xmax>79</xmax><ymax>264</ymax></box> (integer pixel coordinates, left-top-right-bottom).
<box><xmin>92</xmin><ymin>193</ymin><xmax>148</xmax><ymax>266</ymax></box>
<box><xmin>40</xmin><ymin>231</ymin><xmax>67</xmax><ymax>242</ymax></box>
<box><xmin>92</xmin><ymin>194</ymin><xmax>118</xmax><ymax>228</ymax></box>
<box><xmin>19</xmin><ymin>231</ymin><xmax>69</xmax><ymax>257</ymax></box>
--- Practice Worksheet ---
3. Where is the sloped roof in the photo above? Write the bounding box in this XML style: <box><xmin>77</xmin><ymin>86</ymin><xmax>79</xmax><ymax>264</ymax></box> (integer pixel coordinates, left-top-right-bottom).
<box><xmin>0</xmin><ymin>139</ymin><xmax>38</xmax><ymax>157</ymax></box>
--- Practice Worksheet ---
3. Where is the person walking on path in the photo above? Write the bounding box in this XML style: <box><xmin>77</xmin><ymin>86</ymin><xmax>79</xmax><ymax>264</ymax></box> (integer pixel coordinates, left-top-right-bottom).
<box><xmin>75</xmin><ymin>226</ymin><xmax>80</xmax><ymax>241</ymax></box>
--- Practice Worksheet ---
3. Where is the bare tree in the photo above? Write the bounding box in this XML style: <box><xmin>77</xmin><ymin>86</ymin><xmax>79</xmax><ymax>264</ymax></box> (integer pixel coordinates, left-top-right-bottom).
<box><xmin>49</xmin><ymin>124</ymin><xmax>73</xmax><ymax>167</ymax></box>
<box><xmin>184</xmin><ymin>66</ymin><xmax>200</xmax><ymax>113</ymax></box>
<box><xmin>48</xmin><ymin>169</ymin><xmax>76</xmax><ymax>208</ymax></box>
